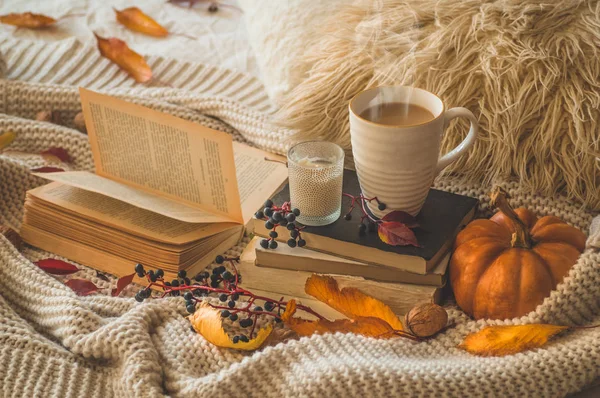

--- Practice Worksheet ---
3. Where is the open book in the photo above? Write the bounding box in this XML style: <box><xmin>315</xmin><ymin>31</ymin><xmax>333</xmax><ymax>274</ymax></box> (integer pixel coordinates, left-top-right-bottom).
<box><xmin>21</xmin><ymin>89</ymin><xmax>288</xmax><ymax>277</ymax></box>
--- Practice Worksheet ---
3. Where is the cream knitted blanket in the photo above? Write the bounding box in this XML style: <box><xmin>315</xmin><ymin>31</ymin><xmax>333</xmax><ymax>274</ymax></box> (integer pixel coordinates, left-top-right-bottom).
<box><xmin>0</xmin><ymin>38</ymin><xmax>599</xmax><ymax>397</ymax></box>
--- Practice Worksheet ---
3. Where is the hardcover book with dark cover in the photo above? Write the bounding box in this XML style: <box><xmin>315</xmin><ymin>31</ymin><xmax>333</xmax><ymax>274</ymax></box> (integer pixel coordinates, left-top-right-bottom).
<box><xmin>253</xmin><ymin>169</ymin><xmax>479</xmax><ymax>274</ymax></box>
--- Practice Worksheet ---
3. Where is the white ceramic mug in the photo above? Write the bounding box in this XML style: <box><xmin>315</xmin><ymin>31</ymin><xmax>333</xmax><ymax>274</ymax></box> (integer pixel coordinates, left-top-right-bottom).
<box><xmin>349</xmin><ymin>86</ymin><xmax>478</xmax><ymax>216</ymax></box>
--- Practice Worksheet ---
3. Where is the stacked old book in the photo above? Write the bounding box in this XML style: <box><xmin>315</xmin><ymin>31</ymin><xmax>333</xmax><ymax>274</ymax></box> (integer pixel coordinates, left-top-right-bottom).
<box><xmin>245</xmin><ymin>169</ymin><xmax>479</xmax><ymax>315</ymax></box>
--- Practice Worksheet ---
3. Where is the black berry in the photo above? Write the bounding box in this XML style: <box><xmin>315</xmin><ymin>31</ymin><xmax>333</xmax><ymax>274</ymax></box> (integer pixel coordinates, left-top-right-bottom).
<box><xmin>289</xmin><ymin>229</ymin><xmax>299</xmax><ymax>238</ymax></box>
<box><xmin>148</xmin><ymin>270</ymin><xmax>157</xmax><ymax>282</ymax></box>
<box><xmin>297</xmin><ymin>239</ymin><xmax>306</xmax><ymax>247</ymax></box>
<box><xmin>221</xmin><ymin>310</ymin><xmax>230</xmax><ymax>318</ymax></box>
<box><xmin>269</xmin><ymin>230</ymin><xmax>278</xmax><ymax>238</ymax></box>
<box><xmin>254</xmin><ymin>210</ymin><xmax>264</xmax><ymax>219</ymax></box>
<box><xmin>254</xmin><ymin>306</ymin><xmax>263</xmax><ymax>312</ymax></box>
<box><xmin>232</xmin><ymin>335</ymin><xmax>240</xmax><ymax>344</ymax></box>
<box><xmin>231</xmin><ymin>293</ymin><xmax>240</xmax><ymax>300</ymax></box>
<box><xmin>264</xmin><ymin>220</ymin><xmax>274</xmax><ymax>229</ymax></box>
<box><xmin>260</xmin><ymin>239</ymin><xmax>269</xmax><ymax>249</ymax></box>
<box><xmin>286</xmin><ymin>223</ymin><xmax>295</xmax><ymax>231</ymax></box>
<box><xmin>192</xmin><ymin>289</ymin><xmax>203</xmax><ymax>296</ymax></box>
<box><xmin>219</xmin><ymin>293</ymin><xmax>228</xmax><ymax>302</ymax></box>
<box><xmin>358</xmin><ymin>223</ymin><xmax>367</xmax><ymax>235</ymax></box>
<box><xmin>264</xmin><ymin>301</ymin><xmax>274</xmax><ymax>311</ymax></box>
<box><xmin>228</xmin><ymin>300</ymin><xmax>236</xmax><ymax>308</ymax></box>
<box><xmin>215</xmin><ymin>255</ymin><xmax>224</xmax><ymax>264</ymax></box>
<box><xmin>239</xmin><ymin>335</ymin><xmax>249</xmax><ymax>343</ymax></box>
<box><xmin>184</xmin><ymin>292</ymin><xmax>193</xmax><ymax>301</ymax></box>
<box><xmin>344</xmin><ymin>213</ymin><xmax>352</xmax><ymax>221</ymax></box>
<box><xmin>378</xmin><ymin>202</ymin><xmax>387</xmax><ymax>211</ymax></box>
<box><xmin>286</xmin><ymin>213</ymin><xmax>296</xmax><ymax>222</ymax></box>
<box><xmin>279</xmin><ymin>218</ymin><xmax>288</xmax><ymax>226</ymax></box>
<box><xmin>272</xmin><ymin>212</ymin><xmax>283</xmax><ymax>222</ymax></box>
<box><xmin>287</xmin><ymin>239</ymin><xmax>297</xmax><ymax>248</ymax></box>
<box><xmin>269</xmin><ymin>240</ymin><xmax>278</xmax><ymax>249</ymax></box>
<box><xmin>210</xmin><ymin>281</ymin><xmax>220</xmax><ymax>288</ymax></box>
<box><xmin>229</xmin><ymin>313</ymin><xmax>239</xmax><ymax>322</ymax></box>
<box><xmin>216</xmin><ymin>266</ymin><xmax>226</xmax><ymax>274</ymax></box>
<box><xmin>222</xmin><ymin>271</ymin><xmax>234</xmax><ymax>281</ymax></box>
<box><xmin>264</xmin><ymin>199</ymin><xmax>273</xmax><ymax>208</ymax></box>
<box><xmin>186</xmin><ymin>304</ymin><xmax>196</xmax><ymax>313</ymax></box>
<box><xmin>239</xmin><ymin>318</ymin><xmax>253</xmax><ymax>328</ymax></box>
<box><xmin>184</xmin><ymin>277</ymin><xmax>191</xmax><ymax>285</ymax></box>
<box><xmin>177</xmin><ymin>270</ymin><xmax>187</xmax><ymax>279</ymax></box>
<box><xmin>135</xmin><ymin>293</ymin><xmax>143</xmax><ymax>302</ymax></box>
<box><xmin>171</xmin><ymin>279</ymin><xmax>180</xmax><ymax>287</ymax></box>
<box><xmin>155</xmin><ymin>269</ymin><xmax>164</xmax><ymax>278</ymax></box>
<box><xmin>135</xmin><ymin>263</ymin><xmax>144</xmax><ymax>274</ymax></box>
<box><xmin>264</xmin><ymin>207</ymin><xmax>274</xmax><ymax>217</ymax></box>
<box><xmin>292</xmin><ymin>208</ymin><xmax>300</xmax><ymax>216</ymax></box>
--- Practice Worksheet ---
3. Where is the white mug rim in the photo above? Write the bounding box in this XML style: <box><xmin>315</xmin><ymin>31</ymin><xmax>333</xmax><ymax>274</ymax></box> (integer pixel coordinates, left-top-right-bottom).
<box><xmin>349</xmin><ymin>85</ymin><xmax>445</xmax><ymax>128</ymax></box>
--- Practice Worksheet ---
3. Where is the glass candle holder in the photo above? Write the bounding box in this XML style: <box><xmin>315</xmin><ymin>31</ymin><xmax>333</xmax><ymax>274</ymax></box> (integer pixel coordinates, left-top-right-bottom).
<box><xmin>287</xmin><ymin>141</ymin><xmax>345</xmax><ymax>226</ymax></box>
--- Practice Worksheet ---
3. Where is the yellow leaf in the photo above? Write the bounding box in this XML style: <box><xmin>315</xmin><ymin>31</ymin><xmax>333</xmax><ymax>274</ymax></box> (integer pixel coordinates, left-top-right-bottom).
<box><xmin>459</xmin><ymin>324</ymin><xmax>569</xmax><ymax>356</ymax></box>
<box><xmin>0</xmin><ymin>131</ymin><xmax>16</xmax><ymax>151</ymax></box>
<box><xmin>114</xmin><ymin>7</ymin><xmax>168</xmax><ymax>37</ymax></box>
<box><xmin>189</xmin><ymin>302</ymin><xmax>273</xmax><ymax>351</ymax></box>
<box><xmin>95</xmin><ymin>34</ymin><xmax>152</xmax><ymax>83</ymax></box>
<box><xmin>281</xmin><ymin>299</ymin><xmax>396</xmax><ymax>338</ymax></box>
<box><xmin>305</xmin><ymin>274</ymin><xmax>404</xmax><ymax>331</ymax></box>
<box><xmin>0</xmin><ymin>12</ymin><xmax>56</xmax><ymax>29</ymax></box>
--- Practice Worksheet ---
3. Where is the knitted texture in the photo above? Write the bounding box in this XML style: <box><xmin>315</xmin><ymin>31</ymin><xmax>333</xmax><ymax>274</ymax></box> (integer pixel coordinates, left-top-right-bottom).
<box><xmin>0</xmin><ymin>39</ymin><xmax>599</xmax><ymax>397</ymax></box>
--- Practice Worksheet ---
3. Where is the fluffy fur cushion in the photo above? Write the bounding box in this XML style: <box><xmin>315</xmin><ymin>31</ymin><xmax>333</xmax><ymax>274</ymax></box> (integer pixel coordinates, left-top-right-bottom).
<box><xmin>276</xmin><ymin>0</ymin><xmax>600</xmax><ymax>210</ymax></box>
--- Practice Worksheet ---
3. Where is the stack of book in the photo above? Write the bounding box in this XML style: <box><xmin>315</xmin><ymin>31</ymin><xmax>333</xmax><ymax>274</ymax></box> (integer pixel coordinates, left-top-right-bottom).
<box><xmin>244</xmin><ymin>170</ymin><xmax>479</xmax><ymax>315</ymax></box>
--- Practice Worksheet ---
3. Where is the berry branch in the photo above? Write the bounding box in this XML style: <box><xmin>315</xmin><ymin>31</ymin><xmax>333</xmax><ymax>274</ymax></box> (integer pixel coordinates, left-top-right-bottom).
<box><xmin>133</xmin><ymin>256</ymin><xmax>326</xmax><ymax>342</ymax></box>
<box><xmin>254</xmin><ymin>200</ymin><xmax>306</xmax><ymax>249</ymax></box>
<box><xmin>342</xmin><ymin>193</ymin><xmax>386</xmax><ymax>235</ymax></box>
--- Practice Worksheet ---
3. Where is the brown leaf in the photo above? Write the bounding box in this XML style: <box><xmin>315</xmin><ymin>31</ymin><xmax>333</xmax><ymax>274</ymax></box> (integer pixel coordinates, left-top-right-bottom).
<box><xmin>114</xmin><ymin>7</ymin><xmax>168</xmax><ymax>37</ymax></box>
<box><xmin>189</xmin><ymin>302</ymin><xmax>273</xmax><ymax>351</ymax></box>
<box><xmin>95</xmin><ymin>34</ymin><xmax>152</xmax><ymax>83</ymax></box>
<box><xmin>36</xmin><ymin>258</ymin><xmax>79</xmax><ymax>275</ymax></box>
<box><xmin>65</xmin><ymin>279</ymin><xmax>99</xmax><ymax>296</ymax></box>
<box><xmin>0</xmin><ymin>131</ymin><xmax>16</xmax><ymax>151</ymax></box>
<box><xmin>459</xmin><ymin>324</ymin><xmax>569</xmax><ymax>357</ymax></box>
<box><xmin>41</xmin><ymin>147</ymin><xmax>71</xmax><ymax>163</ymax></box>
<box><xmin>0</xmin><ymin>225</ymin><xmax>22</xmax><ymax>250</ymax></box>
<box><xmin>262</xmin><ymin>327</ymin><xmax>299</xmax><ymax>348</ymax></box>
<box><xmin>281</xmin><ymin>299</ymin><xmax>395</xmax><ymax>338</ymax></box>
<box><xmin>378</xmin><ymin>221</ymin><xmax>419</xmax><ymax>247</ymax></box>
<box><xmin>0</xmin><ymin>12</ymin><xmax>56</xmax><ymax>29</ymax></box>
<box><xmin>31</xmin><ymin>166</ymin><xmax>65</xmax><ymax>173</ymax></box>
<box><xmin>382</xmin><ymin>210</ymin><xmax>419</xmax><ymax>228</ymax></box>
<box><xmin>304</xmin><ymin>275</ymin><xmax>404</xmax><ymax>331</ymax></box>
<box><xmin>112</xmin><ymin>273</ymin><xmax>135</xmax><ymax>296</ymax></box>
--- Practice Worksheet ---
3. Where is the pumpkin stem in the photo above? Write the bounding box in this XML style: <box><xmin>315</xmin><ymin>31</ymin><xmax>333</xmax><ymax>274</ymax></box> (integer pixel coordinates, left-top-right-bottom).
<box><xmin>489</xmin><ymin>187</ymin><xmax>532</xmax><ymax>249</ymax></box>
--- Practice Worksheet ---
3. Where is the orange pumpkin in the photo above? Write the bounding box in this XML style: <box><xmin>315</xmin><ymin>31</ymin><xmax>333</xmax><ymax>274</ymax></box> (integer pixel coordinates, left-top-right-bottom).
<box><xmin>450</xmin><ymin>187</ymin><xmax>586</xmax><ymax>320</ymax></box>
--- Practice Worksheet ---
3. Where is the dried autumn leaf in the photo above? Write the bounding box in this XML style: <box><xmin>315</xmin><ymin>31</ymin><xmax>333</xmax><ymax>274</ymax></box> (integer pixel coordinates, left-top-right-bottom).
<box><xmin>378</xmin><ymin>221</ymin><xmax>419</xmax><ymax>247</ymax></box>
<box><xmin>36</xmin><ymin>258</ymin><xmax>80</xmax><ymax>275</ymax></box>
<box><xmin>0</xmin><ymin>131</ymin><xmax>16</xmax><ymax>151</ymax></box>
<box><xmin>304</xmin><ymin>274</ymin><xmax>404</xmax><ymax>331</ymax></box>
<box><xmin>382</xmin><ymin>210</ymin><xmax>419</xmax><ymax>228</ymax></box>
<box><xmin>189</xmin><ymin>302</ymin><xmax>273</xmax><ymax>351</ymax></box>
<box><xmin>0</xmin><ymin>12</ymin><xmax>56</xmax><ymax>29</ymax></box>
<box><xmin>95</xmin><ymin>34</ymin><xmax>152</xmax><ymax>83</ymax></box>
<box><xmin>459</xmin><ymin>324</ymin><xmax>569</xmax><ymax>357</ymax></box>
<box><xmin>65</xmin><ymin>279</ymin><xmax>99</xmax><ymax>296</ymax></box>
<box><xmin>281</xmin><ymin>299</ymin><xmax>396</xmax><ymax>338</ymax></box>
<box><xmin>114</xmin><ymin>7</ymin><xmax>168</xmax><ymax>37</ymax></box>
<box><xmin>112</xmin><ymin>273</ymin><xmax>135</xmax><ymax>296</ymax></box>
<box><xmin>31</xmin><ymin>166</ymin><xmax>65</xmax><ymax>173</ymax></box>
<box><xmin>41</xmin><ymin>147</ymin><xmax>71</xmax><ymax>163</ymax></box>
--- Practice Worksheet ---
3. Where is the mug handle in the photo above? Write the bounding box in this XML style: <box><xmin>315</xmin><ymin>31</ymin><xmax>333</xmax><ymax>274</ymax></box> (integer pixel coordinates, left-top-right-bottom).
<box><xmin>435</xmin><ymin>107</ymin><xmax>479</xmax><ymax>175</ymax></box>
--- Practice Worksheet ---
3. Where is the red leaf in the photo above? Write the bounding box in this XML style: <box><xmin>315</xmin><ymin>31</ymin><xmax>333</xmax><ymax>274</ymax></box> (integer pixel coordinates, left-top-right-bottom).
<box><xmin>31</xmin><ymin>166</ymin><xmax>65</xmax><ymax>173</ymax></box>
<box><xmin>36</xmin><ymin>258</ymin><xmax>79</xmax><ymax>275</ymax></box>
<box><xmin>381</xmin><ymin>211</ymin><xmax>419</xmax><ymax>228</ymax></box>
<box><xmin>378</xmin><ymin>221</ymin><xmax>420</xmax><ymax>247</ymax></box>
<box><xmin>112</xmin><ymin>273</ymin><xmax>135</xmax><ymax>296</ymax></box>
<box><xmin>41</xmin><ymin>147</ymin><xmax>71</xmax><ymax>163</ymax></box>
<box><xmin>65</xmin><ymin>279</ymin><xmax>99</xmax><ymax>296</ymax></box>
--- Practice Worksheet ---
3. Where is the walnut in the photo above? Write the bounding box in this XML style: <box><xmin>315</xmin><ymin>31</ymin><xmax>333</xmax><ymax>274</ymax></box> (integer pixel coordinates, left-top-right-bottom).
<box><xmin>405</xmin><ymin>303</ymin><xmax>448</xmax><ymax>338</ymax></box>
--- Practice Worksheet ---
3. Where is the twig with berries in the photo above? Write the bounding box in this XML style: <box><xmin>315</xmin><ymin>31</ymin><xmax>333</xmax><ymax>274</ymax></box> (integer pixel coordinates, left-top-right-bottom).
<box><xmin>343</xmin><ymin>193</ymin><xmax>386</xmax><ymax>235</ymax></box>
<box><xmin>254</xmin><ymin>200</ymin><xmax>306</xmax><ymax>249</ymax></box>
<box><xmin>133</xmin><ymin>256</ymin><xmax>326</xmax><ymax>343</ymax></box>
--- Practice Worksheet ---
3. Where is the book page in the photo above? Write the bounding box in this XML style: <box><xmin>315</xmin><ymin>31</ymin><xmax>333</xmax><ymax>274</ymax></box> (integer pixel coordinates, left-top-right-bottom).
<box><xmin>35</xmin><ymin>171</ymin><xmax>235</xmax><ymax>224</ymax></box>
<box><xmin>80</xmin><ymin>88</ymin><xmax>242</xmax><ymax>223</ymax></box>
<box><xmin>28</xmin><ymin>182</ymin><xmax>237</xmax><ymax>245</ymax></box>
<box><xmin>233</xmin><ymin>142</ymin><xmax>288</xmax><ymax>224</ymax></box>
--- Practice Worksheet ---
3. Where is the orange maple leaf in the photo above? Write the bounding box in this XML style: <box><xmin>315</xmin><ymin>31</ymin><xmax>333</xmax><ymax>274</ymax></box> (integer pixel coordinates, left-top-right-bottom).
<box><xmin>114</xmin><ymin>7</ymin><xmax>168</xmax><ymax>37</ymax></box>
<box><xmin>189</xmin><ymin>302</ymin><xmax>273</xmax><ymax>351</ymax></box>
<box><xmin>459</xmin><ymin>324</ymin><xmax>569</xmax><ymax>356</ymax></box>
<box><xmin>94</xmin><ymin>34</ymin><xmax>152</xmax><ymax>83</ymax></box>
<box><xmin>0</xmin><ymin>12</ymin><xmax>56</xmax><ymax>29</ymax></box>
<box><xmin>281</xmin><ymin>299</ymin><xmax>396</xmax><ymax>338</ymax></box>
<box><xmin>305</xmin><ymin>274</ymin><xmax>404</xmax><ymax>331</ymax></box>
